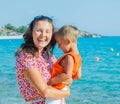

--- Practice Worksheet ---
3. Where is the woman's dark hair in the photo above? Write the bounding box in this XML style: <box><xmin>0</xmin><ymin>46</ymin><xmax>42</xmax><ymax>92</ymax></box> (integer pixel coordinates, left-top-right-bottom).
<box><xmin>15</xmin><ymin>15</ymin><xmax>56</xmax><ymax>59</ymax></box>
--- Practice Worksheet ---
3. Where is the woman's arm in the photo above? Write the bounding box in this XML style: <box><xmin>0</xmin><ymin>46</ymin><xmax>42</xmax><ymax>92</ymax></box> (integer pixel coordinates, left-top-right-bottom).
<box><xmin>23</xmin><ymin>68</ymin><xmax>70</xmax><ymax>99</ymax></box>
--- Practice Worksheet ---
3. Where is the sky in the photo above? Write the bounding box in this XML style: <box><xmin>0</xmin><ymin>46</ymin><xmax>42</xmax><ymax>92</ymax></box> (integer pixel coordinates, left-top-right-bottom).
<box><xmin>0</xmin><ymin>0</ymin><xmax>120</xmax><ymax>36</ymax></box>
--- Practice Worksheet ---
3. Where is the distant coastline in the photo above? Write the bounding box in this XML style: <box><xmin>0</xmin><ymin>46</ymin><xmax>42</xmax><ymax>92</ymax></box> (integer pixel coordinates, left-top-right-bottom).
<box><xmin>0</xmin><ymin>25</ymin><xmax>103</xmax><ymax>39</ymax></box>
<box><xmin>0</xmin><ymin>35</ymin><xmax>23</xmax><ymax>40</ymax></box>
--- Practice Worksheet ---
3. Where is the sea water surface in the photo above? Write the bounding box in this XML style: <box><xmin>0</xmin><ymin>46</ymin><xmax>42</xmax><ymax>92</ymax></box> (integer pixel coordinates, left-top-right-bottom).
<box><xmin>0</xmin><ymin>36</ymin><xmax>120</xmax><ymax>104</ymax></box>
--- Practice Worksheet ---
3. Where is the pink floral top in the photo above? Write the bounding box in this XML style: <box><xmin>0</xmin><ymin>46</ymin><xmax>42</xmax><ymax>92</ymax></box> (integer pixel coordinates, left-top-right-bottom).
<box><xmin>16</xmin><ymin>51</ymin><xmax>56</xmax><ymax>104</ymax></box>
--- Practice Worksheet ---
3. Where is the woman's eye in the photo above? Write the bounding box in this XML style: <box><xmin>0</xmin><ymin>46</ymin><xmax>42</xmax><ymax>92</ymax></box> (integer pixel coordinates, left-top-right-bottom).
<box><xmin>46</xmin><ymin>30</ymin><xmax>50</xmax><ymax>33</ymax></box>
<box><xmin>36</xmin><ymin>30</ymin><xmax>41</xmax><ymax>32</ymax></box>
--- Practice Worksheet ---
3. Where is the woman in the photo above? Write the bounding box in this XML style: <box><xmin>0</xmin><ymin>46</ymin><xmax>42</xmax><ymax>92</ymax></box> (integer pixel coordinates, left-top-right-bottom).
<box><xmin>15</xmin><ymin>15</ymin><xmax>70</xmax><ymax>104</ymax></box>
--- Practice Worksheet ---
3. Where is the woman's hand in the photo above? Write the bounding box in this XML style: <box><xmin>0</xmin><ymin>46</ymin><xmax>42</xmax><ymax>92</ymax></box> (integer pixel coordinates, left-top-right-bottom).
<box><xmin>62</xmin><ymin>78</ymin><xmax>73</xmax><ymax>86</ymax></box>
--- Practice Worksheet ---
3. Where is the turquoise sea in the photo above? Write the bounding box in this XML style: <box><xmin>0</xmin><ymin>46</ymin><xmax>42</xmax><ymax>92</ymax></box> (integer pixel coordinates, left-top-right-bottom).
<box><xmin>0</xmin><ymin>36</ymin><xmax>120</xmax><ymax>104</ymax></box>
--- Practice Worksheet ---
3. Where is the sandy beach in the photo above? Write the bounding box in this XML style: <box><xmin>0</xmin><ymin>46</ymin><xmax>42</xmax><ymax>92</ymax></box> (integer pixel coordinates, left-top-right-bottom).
<box><xmin>0</xmin><ymin>35</ymin><xmax>23</xmax><ymax>40</ymax></box>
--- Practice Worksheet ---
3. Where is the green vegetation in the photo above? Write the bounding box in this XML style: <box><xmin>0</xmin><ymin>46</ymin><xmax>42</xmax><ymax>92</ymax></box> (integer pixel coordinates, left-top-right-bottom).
<box><xmin>0</xmin><ymin>23</ymin><xmax>27</xmax><ymax>36</ymax></box>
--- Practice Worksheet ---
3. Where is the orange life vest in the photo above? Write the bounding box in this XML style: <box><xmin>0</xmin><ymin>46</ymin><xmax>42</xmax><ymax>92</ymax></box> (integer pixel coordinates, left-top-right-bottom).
<box><xmin>51</xmin><ymin>52</ymin><xmax>82</xmax><ymax>90</ymax></box>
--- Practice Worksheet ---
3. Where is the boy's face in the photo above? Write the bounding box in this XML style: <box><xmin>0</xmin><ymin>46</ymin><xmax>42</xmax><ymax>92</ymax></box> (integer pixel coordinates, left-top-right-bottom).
<box><xmin>55</xmin><ymin>34</ymin><xmax>70</xmax><ymax>53</ymax></box>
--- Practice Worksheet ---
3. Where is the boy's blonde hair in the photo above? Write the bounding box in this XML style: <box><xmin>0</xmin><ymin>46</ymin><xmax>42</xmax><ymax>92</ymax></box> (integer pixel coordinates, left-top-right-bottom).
<box><xmin>56</xmin><ymin>25</ymin><xmax>79</xmax><ymax>43</ymax></box>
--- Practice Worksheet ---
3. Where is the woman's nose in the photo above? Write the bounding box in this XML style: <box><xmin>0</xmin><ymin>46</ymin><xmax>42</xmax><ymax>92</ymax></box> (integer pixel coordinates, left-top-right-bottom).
<box><xmin>41</xmin><ymin>31</ymin><xmax>46</xmax><ymax>36</ymax></box>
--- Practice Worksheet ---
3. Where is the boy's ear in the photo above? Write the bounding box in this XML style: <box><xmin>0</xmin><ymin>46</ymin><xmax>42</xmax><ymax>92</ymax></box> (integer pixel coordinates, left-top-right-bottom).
<box><xmin>66</xmin><ymin>38</ymin><xmax>71</xmax><ymax>44</ymax></box>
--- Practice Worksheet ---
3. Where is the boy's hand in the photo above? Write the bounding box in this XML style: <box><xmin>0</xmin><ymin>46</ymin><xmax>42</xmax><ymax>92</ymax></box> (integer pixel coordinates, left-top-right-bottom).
<box><xmin>47</xmin><ymin>80</ymin><xmax>52</xmax><ymax>86</ymax></box>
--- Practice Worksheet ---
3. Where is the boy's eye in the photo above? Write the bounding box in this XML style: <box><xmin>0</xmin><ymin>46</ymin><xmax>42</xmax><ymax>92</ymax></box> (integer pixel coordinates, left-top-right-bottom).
<box><xmin>58</xmin><ymin>44</ymin><xmax>60</xmax><ymax>47</ymax></box>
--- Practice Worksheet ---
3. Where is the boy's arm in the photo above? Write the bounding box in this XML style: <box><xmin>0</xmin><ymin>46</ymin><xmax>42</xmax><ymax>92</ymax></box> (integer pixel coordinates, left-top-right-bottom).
<box><xmin>47</xmin><ymin>55</ymin><xmax>74</xmax><ymax>85</ymax></box>
<box><xmin>73</xmin><ymin>67</ymin><xmax>82</xmax><ymax>80</ymax></box>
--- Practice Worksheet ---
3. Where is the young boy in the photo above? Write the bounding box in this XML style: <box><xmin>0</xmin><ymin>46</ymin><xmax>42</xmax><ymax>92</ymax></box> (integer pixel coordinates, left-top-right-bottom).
<box><xmin>45</xmin><ymin>25</ymin><xmax>82</xmax><ymax>104</ymax></box>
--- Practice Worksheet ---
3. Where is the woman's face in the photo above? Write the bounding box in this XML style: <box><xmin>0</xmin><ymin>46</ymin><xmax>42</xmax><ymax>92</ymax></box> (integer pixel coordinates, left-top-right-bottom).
<box><xmin>32</xmin><ymin>20</ymin><xmax>53</xmax><ymax>51</ymax></box>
